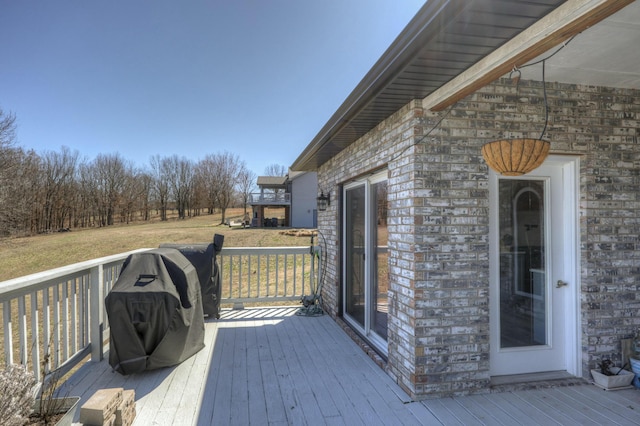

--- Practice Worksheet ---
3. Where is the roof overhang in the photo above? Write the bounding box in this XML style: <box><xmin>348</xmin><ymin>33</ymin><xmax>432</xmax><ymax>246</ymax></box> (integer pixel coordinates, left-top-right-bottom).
<box><xmin>291</xmin><ymin>0</ymin><xmax>639</xmax><ymax>171</ymax></box>
<box><xmin>257</xmin><ymin>176</ymin><xmax>287</xmax><ymax>187</ymax></box>
<box><xmin>424</xmin><ymin>0</ymin><xmax>635</xmax><ymax>111</ymax></box>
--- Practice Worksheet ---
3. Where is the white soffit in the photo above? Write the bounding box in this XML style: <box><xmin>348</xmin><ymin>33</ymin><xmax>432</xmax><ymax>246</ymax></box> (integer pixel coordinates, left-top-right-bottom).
<box><xmin>537</xmin><ymin>0</ymin><xmax>640</xmax><ymax>89</ymax></box>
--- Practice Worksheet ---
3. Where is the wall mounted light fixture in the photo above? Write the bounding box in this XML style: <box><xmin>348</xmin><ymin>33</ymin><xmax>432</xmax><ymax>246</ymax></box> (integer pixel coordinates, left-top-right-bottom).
<box><xmin>317</xmin><ymin>190</ymin><xmax>330</xmax><ymax>211</ymax></box>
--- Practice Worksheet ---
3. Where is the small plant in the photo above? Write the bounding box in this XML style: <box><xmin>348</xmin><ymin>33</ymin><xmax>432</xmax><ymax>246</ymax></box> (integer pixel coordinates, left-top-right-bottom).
<box><xmin>33</xmin><ymin>345</ymin><xmax>73</xmax><ymax>425</ymax></box>
<box><xmin>28</xmin><ymin>330</ymin><xmax>77</xmax><ymax>425</ymax></box>
<box><xmin>597</xmin><ymin>359</ymin><xmax>614</xmax><ymax>376</ymax></box>
<box><xmin>0</xmin><ymin>364</ymin><xmax>37</xmax><ymax>426</ymax></box>
<box><xmin>592</xmin><ymin>358</ymin><xmax>634</xmax><ymax>390</ymax></box>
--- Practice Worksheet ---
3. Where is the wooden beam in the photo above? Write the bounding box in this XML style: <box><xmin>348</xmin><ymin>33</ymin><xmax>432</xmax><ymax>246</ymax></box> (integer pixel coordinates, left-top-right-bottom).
<box><xmin>423</xmin><ymin>0</ymin><xmax>635</xmax><ymax>111</ymax></box>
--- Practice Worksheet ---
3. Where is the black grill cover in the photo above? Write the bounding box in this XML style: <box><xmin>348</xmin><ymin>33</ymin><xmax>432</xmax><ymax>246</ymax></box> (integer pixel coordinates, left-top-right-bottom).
<box><xmin>105</xmin><ymin>248</ymin><xmax>205</xmax><ymax>375</ymax></box>
<box><xmin>160</xmin><ymin>234</ymin><xmax>224</xmax><ymax>319</ymax></box>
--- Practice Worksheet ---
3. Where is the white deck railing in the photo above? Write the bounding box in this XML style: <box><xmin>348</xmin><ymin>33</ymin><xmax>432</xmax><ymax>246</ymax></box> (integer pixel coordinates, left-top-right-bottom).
<box><xmin>248</xmin><ymin>192</ymin><xmax>291</xmax><ymax>204</ymax></box>
<box><xmin>0</xmin><ymin>246</ymin><xmax>319</xmax><ymax>379</ymax></box>
<box><xmin>220</xmin><ymin>247</ymin><xmax>317</xmax><ymax>306</ymax></box>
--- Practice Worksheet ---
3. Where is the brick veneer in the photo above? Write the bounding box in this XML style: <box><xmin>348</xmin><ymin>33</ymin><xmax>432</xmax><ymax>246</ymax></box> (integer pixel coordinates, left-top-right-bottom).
<box><xmin>317</xmin><ymin>78</ymin><xmax>640</xmax><ymax>399</ymax></box>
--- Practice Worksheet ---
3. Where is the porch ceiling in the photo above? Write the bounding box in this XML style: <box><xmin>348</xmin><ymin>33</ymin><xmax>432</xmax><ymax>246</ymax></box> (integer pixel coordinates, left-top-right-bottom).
<box><xmin>538</xmin><ymin>1</ymin><xmax>640</xmax><ymax>89</ymax></box>
<box><xmin>291</xmin><ymin>0</ymin><xmax>640</xmax><ymax>172</ymax></box>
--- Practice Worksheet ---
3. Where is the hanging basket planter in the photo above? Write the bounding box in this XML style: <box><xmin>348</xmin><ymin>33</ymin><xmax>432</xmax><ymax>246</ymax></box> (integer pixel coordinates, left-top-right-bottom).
<box><xmin>481</xmin><ymin>138</ymin><xmax>550</xmax><ymax>176</ymax></box>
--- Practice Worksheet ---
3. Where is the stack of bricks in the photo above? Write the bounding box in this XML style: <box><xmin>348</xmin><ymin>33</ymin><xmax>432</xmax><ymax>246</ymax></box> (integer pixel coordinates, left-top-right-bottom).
<box><xmin>115</xmin><ymin>390</ymin><xmax>136</xmax><ymax>426</ymax></box>
<box><xmin>80</xmin><ymin>388</ymin><xmax>136</xmax><ymax>426</ymax></box>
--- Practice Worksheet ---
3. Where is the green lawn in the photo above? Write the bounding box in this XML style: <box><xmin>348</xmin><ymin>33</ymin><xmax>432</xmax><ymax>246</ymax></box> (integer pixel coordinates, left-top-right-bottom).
<box><xmin>0</xmin><ymin>208</ymin><xmax>313</xmax><ymax>281</ymax></box>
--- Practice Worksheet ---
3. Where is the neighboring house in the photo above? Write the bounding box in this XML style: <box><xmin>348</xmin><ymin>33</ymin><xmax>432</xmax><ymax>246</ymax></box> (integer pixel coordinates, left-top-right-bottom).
<box><xmin>250</xmin><ymin>172</ymin><xmax>318</xmax><ymax>228</ymax></box>
<box><xmin>291</xmin><ymin>0</ymin><xmax>640</xmax><ymax>399</ymax></box>
<box><xmin>289</xmin><ymin>171</ymin><xmax>319</xmax><ymax>228</ymax></box>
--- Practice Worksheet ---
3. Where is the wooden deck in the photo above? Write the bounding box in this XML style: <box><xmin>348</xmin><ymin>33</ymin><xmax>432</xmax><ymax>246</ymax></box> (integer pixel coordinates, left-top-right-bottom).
<box><xmin>63</xmin><ymin>307</ymin><xmax>640</xmax><ymax>425</ymax></box>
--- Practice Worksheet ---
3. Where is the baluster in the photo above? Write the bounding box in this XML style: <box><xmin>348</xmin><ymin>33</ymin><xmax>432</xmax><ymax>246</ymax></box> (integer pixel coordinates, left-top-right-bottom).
<box><xmin>53</xmin><ymin>284</ymin><xmax>60</xmax><ymax>368</ymax></box>
<box><xmin>293</xmin><ymin>253</ymin><xmax>297</xmax><ymax>296</ymax></box>
<box><xmin>90</xmin><ymin>264</ymin><xmax>104</xmax><ymax>362</ymax></box>
<box><xmin>246</xmin><ymin>255</ymin><xmax>250</xmax><ymax>298</ymax></box>
<box><xmin>30</xmin><ymin>292</ymin><xmax>40</xmax><ymax>379</ymax></box>
<box><xmin>18</xmin><ymin>296</ymin><xmax>27</xmax><ymax>367</ymax></box>
<box><xmin>70</xmin><ymin>278</ymin><xmax>78</xmax><ymax>356</ymax></box>
<box><xmin>256</xmin><ymin>255</ymin><xmax>262</xmax><ymax>297</ymax></box>
<box><xmin>267</xmin><ymin>254</ymin><xmax>271</xmax><ymax>296</ymax></box>
<box><xmin>43</xmin><ymin>287</ymin><xmax>51</xmax><ymax>373</ymax></box>
<box><xmin>61</xmin><ymin>280</ymin><xmax>69</xmax><ymax>364</ymax></box>
<box><xmin>3</xmin><ymin>301</ymin><xmax>13</xmax><ymax>366</ymax></box>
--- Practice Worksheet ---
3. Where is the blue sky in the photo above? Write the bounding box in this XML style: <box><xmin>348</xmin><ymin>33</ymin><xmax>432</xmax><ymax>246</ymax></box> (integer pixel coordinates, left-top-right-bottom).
<box><xmin>0</xmin><ymin>1</ymin><xmax>425</xmax><ymax>175</ymax></box>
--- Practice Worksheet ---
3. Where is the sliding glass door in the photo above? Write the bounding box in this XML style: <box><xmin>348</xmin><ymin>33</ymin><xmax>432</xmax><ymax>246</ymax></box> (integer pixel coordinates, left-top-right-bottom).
<box><xmin>344</xmin><ymin>184</ymin><xmax>366</xmax><ymax>327</ymax></box>
<box><xmin>343</xmin><ymin>171</ymin><xmax>388</xmax><ymax>354</ymax></box>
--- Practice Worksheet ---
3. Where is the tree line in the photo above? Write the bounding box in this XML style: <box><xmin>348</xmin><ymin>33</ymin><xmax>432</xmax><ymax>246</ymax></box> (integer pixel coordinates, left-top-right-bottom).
<box><xmin>0</xmin><ymin>108</ymin><xmax>259</xmax><ymax>237</ymax></box>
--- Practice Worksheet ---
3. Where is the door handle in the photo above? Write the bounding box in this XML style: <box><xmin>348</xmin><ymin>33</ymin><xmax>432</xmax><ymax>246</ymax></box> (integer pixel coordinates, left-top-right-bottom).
<box><xmin>556</xmin><ymin>280</ymin><xmax>568</xmax><ymax>288</ymax></box>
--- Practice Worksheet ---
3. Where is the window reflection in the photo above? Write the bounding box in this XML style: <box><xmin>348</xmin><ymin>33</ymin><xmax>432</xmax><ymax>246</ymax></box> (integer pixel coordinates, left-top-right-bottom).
<box><xmin>499</xmin><ymin>180</ymin><xmax>546</xmax><ymax>348</ymax></box>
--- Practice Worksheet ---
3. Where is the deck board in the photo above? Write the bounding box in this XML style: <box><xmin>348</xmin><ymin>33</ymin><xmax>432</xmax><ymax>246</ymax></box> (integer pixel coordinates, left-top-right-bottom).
<box><xmin>452</xmin><ymin>394</ymin><xmax>514</xmax><ymax>425</ymax></box>
<box><xmin>564</xmin><ymin>386</ymin><xmax>640</xmax><ymax>425</ymax></box>
<box><xmin>283</xmin><ymin>316</ymin><xmax>342</xmax><ymax>420</ymax></box>
<box><xmin>256</xmin><ymin>318</ymin><xmax>290</xmax><ymax>425</ymax></box>
<box><xmin>231</xmin><ymin>325</ymin><xmax>251</xmax><ymax>426</ymax></box>
<box><xmin>278</xmin><ymin>317</ymin><xmax>315</xmax><ymax>423</ymax></box>
<box><xmin>246</xmin><ymin>321</ymin><xmax>269</xmax><ymax>425</ymax></box>
<box><xmin>290</xmin><ymin>316</ymin><xmax>365</xmax><ymax>425</ymax></box>
<box><xmin>519</xmin><ymin>389</ymin><xmax>595</xmax><ymax>426</ymax></box>
<box><xmin>60</xmin><ymin>307</ymin><xmax>640</xmax><ymax>425</ymax></box>
<box><xmin>488</xmin><ymin>391</ymin><xmax>560</xmax><ymax>425</ymax></box>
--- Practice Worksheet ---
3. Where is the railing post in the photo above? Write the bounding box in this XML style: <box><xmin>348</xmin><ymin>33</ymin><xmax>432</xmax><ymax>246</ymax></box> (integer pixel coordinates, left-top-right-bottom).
<box><xmin>3</xmin><ymin>301</ymin><xmax>13</xmax><ymax>366</ymax></box>
<box><xmin>310</xmin><ymin>249</ymin><xmax>315</xmax><ymax>295</ymax></box>
<box><xmin>31</xmin><ymin>295</ymin><xmax>40</xmax><ymax>380</ymax></box>
<box><xmin>90</xmin><ymin>265</ymin><xmax>104</xmax><ymax>362</ymax></box>
<box><xmin>18</xmin><ymin>296</ymin><xmax>27</xmax><ymax>366</ymax></box>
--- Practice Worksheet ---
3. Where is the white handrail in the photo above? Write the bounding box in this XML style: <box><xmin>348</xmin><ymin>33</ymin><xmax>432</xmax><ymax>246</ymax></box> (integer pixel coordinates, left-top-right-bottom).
<box><xmin>219</xmin><ymin>247</ymin><xmax>317</xmax><ymax>305</ymax></box>
<box><xmin>248</xmin><ymin>192</ymin><xmax>291</xmax><ymax>203</ymax></box>
<box><xmin>0</xmin><ymin>246</ymin><xmax>318</xmax><ymax>379</ymax></box>
<box><xmin>0</xmin><ymin>248</ymin><xmax>150</xmax><ymax>379</ymax></box>
<box><xmin>0</xmin><ymin>249</ymin><xmax>151</xmax><ymax>303</ymax></box>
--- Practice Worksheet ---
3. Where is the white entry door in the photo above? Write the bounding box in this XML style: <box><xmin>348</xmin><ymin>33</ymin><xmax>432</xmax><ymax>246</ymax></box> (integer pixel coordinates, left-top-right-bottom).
<box><xmin>489</xmin><ymin>156</ymin><xmax>579</xmax><ymax>376</ymax></box>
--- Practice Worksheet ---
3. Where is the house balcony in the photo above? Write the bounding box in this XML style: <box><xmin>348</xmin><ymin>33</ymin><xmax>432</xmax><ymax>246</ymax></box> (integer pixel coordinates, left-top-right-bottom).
<box><xmin>249</xmin><ymin>192</ymin><xmax>291</xmax><ymax>206</ymax></box>
<box><xmin>2</xmin><ymin>248</ymin><xmax>640</xmax><ymax>425</ymax></box>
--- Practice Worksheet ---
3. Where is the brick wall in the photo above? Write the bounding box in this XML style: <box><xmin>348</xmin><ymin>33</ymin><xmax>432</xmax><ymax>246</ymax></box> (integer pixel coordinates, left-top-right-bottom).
<box><xmin>316</xmin><ymin>100</ymin><xmax>425</xmax><ymax>319</ymax></box>
<box><xmin>317</xmin><ymin>78</ymin><xmax>640</xmax><ymax>399</ymax></box>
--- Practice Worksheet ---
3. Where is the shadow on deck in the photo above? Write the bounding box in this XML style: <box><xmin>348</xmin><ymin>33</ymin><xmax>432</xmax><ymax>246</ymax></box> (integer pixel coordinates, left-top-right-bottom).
<box><xmin>62</xmin><ymin>307</ymin><xmax>640</xmax><ymax>425</ymax></box>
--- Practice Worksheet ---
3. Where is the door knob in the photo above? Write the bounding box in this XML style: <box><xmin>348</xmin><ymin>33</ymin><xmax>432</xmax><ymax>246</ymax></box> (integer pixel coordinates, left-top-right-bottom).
<box><xmin>556</xmin><ymin>280</ymin><xmax>568</xmax><ymax>288</ymax></box>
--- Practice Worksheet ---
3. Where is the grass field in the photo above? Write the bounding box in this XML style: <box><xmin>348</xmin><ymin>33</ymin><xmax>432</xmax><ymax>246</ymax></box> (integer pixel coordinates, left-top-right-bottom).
<box><xmin>0</xmin><ymin>208</ymin><xmax>314</xmax><ymax>281</ymax></box>
<box><xmin>0</xmin><ymin>207</ymin><xmax>318</xmax><ymax>374</ymax></box>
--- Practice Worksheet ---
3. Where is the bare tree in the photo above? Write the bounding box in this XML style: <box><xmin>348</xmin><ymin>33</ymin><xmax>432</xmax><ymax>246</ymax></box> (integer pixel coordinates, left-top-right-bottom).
<box><xmin>215</xmin><ymin>152</ymin><xmax>242</xmax><ymax>224</ymax></box>
<box><xmin>150</xmin><ymin>155</ymin><xmax>170</xmax><ymax>221</ymax></box>
<box><xmin>18</xmin><ymin>150</ymin><xmax>41</xmax><ymax>235</ymax></box>
<box><xmin>237</xmin><ymin>165</ymin><xmax>256</xmax><ymax>219</ymax></box>
<box><xmin>164</xmin><ymin>155</ymin><xmax>194</xmax><ymax>219</ymax></box>
<box><xmin>137</xmin><ymin>171</ymin><xmax>154</xmax><ymax>221</ymax></box>
<box><xmin>77</xmin><ymin>160</ymin><xmax>98</xmax><ymax>227</ymax></box>
<box><xmin>90</xmin><ymin>153</ymin><xmax>129</xmax><ymax>226</ymax></box>
<box><xmin>197</xmin><ymin>152</ymin><xmax>242</xmax><ymax>225</ymax></box>
<box><xmin>0</xmin><ymin>108</ymin><xmax>18</xmax><ymax>196</ymax></box>
<box><xmin>0</xmin><ymin>108</ymin><xmax>268</xmax><ymax>233</ymax></box>
<box><xmin>195</xmin><ymin>156</ymin><xmax>217</xmax><ymax>215</ymax></box>
<box><xmin>0</xmin><ymin>109</ymin><xmax>16</xmax><ymax>146</ymax></box>
<box><xmin>37</xmin><ymin>147</ymin><xmax>79</xmax><ymax>232</ymax></box>
<box><xmin>0</xmin><ymin>109</ymin><xmax>18</xmax><ymax>235</ymax></box>
<box><xmin>119</xmin><ymin>168</ymin><xmax>150</xmax><ymax>224</ymax></box>
<box><xmin>263</xmin><ymin>163</ymin><xmax>287</xmax><ymax>176</ymax></box>
<box><xmin>0</xmin><ymin>109</ymin><xmax>41</xmax><ymax>236</ymax></box>
<box><xmin>0</xmin><ymin>148</ymin><xmax>39</xmax><ymax>236</ymax></box>
<box><xmin>189</xmin><ymin>166</ymin><xmax>208</xmax><ymax>217</ymax></box>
